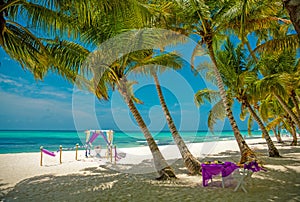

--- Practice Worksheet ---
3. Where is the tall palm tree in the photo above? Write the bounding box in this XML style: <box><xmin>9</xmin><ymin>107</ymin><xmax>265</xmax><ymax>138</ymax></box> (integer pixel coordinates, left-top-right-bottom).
<box><xmin>152</xmin><ymin>73</ymin><xmax>202</xmax><ymax>174</ymax></box>
<box><xmin>87</xmin><ymin>49</ymin><xmax>177</xmax><ymax>179</ymax></box>
<box><xmin>195</xmin><ymin>40</ymin><xmax>280</xmax><ymax>157</ymax></box>
<box><xmin>134</xmin><ymin>52</ymin><xmax>202</xmax><ymax>174</ymax></box>
<box><xmin>174</xmin><ymin>0</ymin><xmax>256</xmax><ymax>163</ymax></box>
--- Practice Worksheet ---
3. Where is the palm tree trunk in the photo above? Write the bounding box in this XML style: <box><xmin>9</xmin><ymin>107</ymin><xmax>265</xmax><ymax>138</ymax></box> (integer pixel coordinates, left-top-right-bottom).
<box><xmin>245</xmin><ymin>40</ymin><xmax>258</xmax><ymax>63</ymax></box>
<box><xmin>206</xmin><ymin>42</ymin><xmax>256</xmax><ymax>163</ymax></box>
<box><xmin>274</xmin><ymin>92</ymin><xmax>300</xmax><ymax>130</ymax></box>
<box><xmin>272</xmin><ymin>127</ymin><xmax>283</xmax><ymax>143</ymax></box>
<box><xmin>244</xmin><ymin>100</ymin><xmax>280</xmax><ymax>157</ymax></box>
<box><xmin>117</xmin><ymin>77</ymin><xmax>176</xmax><ymax>180</ymax></box>
<box><xmin>291</xmin><ymin>90</ymin><xmax>300</xmax><ymax>120</ymax></box>
<box><xmin>152</xmin><ymin>72</ymin><xmax>201</xmax><ymax>175</ymax></box>
<box><xmin>286</xmin><ymin>116</ymin><xmax>298</xmax><ymax>146</ymax></box>
<box><xmin>283</xmin><ymin>0</ymin><xmax>300</xmax><ymax>35</ymax></box>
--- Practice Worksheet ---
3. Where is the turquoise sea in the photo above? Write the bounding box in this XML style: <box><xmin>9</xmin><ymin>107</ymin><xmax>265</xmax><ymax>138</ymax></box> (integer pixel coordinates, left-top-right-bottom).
<box><xmin>0</xmin><ymin>130</ymin><xmax>267</xmax><ymax>154</ymax></box>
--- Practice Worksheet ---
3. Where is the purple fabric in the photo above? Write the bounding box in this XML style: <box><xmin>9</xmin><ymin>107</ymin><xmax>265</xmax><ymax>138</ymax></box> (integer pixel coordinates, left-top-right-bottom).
<box><xmin>42</xmin><ymin>148</ymin><xmax>56</xmax><ymax>157</ymax></box>
<box><xmin>244</xmin><ymin>161</ymin><xmax>266</xmax><ymax>172</ymax></box>
<box><xmin>202</xmin><ymin>161</ymin><xmax>266</xmax><ymax>187</ymax></box>
<box><xmin>222</xmin><ymin>162</ymin><xmax>240</xmax><ymax>177</ymax></box>
<box><xmin>201</xmin><ymin>162</ymin><xmax>239</xmax><ymax>187</ymax></box>
<box><xmin>88</xmin><ymin>132</ymin><xmax>100</xmax><ymax>144</ymax></box>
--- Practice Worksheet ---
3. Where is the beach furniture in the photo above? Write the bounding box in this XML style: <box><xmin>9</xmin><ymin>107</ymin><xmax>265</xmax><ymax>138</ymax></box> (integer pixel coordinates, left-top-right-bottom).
<box><xmin>233</xmin><ymin>161</ymin><xmax>267</xmax><ymax>193</ymax></box>
<box><xmin>201</xmin><ymin>161</ymin><xmax>239</xmax><ymax>188</ymax></box>
<box><xmin>201</xmin><ymin>161</ymin><xmax>266</xmax><ymax>192</ymax></box>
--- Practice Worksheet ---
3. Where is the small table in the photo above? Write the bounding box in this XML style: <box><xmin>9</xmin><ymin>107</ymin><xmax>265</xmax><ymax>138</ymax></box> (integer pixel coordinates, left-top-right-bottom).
<box><xmin>201</xmin><ymin>162</ymin><xmax>239</xmax><ymax>187</ymax></box>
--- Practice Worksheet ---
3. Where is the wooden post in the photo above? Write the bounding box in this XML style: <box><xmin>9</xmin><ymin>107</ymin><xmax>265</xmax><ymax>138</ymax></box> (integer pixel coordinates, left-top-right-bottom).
<box><xmin>114</xmin><ymin>145</ymin><xmax>117</xmax><ymax>164</ymax></box>
<box><xmin>75</xmin><ymin>143</ymin><xmax>79</xmax><ymax>160</ymax></box>
<box><xmin>110</xmin><ymin>145</ymin><xmax>113</xmax><ymax>163</ymax></box>
<box><xmin>59</xmin><ymin>145</ymin><xmax>62</xmax><ymax>164</ymax></box>
<box><xmin>40</xmin><ymin>146</ymin><xmax>43</xmax><ymax>166</ymax></box>
<box><xmin>106</xmin><ymin>144</ymin><xmax>109</xmax><ymax>159</ymax></box>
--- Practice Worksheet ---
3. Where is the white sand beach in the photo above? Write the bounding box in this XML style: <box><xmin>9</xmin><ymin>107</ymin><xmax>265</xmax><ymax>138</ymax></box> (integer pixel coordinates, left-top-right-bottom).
<box><xmin>0</xmin><ymin>137</ymin><xmax>299</xmax><ymax>201</ymax></box>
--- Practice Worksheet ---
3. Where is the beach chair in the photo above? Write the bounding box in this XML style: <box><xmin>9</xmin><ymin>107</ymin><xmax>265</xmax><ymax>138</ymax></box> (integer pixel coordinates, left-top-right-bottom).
<box><xmin>233</xmin><ymin>161</ymin><xmax>266</xmax><ymax>193</ymax></box>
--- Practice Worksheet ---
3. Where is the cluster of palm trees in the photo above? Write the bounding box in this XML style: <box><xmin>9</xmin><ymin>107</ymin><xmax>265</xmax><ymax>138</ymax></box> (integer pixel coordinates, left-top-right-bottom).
<box><xmin>0</xmin><ymin>0</ymin><xmax>299</xmax><ymax>180</ymax></box>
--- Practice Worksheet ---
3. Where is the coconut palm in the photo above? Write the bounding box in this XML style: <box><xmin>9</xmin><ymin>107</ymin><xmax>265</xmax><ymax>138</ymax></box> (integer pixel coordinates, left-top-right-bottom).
<box><xmin>256</xmin><ymin>51</ymin><xmax>300</xmax><ymax>130</ymax></box>
<box><xmin>87</xmin><ymin>49</ymin><xmax>177</xmax><ymax>179</ymax></box>
<box><xmin>134</xmin><ymin>52</ymin><xmax>202</xmax><ymax>174</ymax></box>
<box><xmin>173</xmin><ymin>0</ymin><xmax>256</xmax><ymax>163</ymax></box>
<box><xmin>195</xmin><ymin>40</ymin><xmax>280</xmax><ymax>157</ymax></box>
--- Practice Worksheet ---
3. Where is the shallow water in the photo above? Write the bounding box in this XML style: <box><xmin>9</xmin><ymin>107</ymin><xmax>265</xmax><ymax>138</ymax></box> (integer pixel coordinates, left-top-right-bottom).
<box><xmin>0</xmin><ymin>130</ymin><xmax>265</xmax><ymax>154</ymax></box>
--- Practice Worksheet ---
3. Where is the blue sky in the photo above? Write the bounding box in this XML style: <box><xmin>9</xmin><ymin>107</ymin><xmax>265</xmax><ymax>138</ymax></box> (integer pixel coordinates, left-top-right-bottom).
<box><xmin>0</xmin><ymin>40</ymin><xmax>254</xmax><ymax>132</ymax></box>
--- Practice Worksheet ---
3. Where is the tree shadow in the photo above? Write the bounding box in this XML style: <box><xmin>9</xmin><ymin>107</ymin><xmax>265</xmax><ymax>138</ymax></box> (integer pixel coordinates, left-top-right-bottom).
<box><xmin>1</xmin><ymin>146</ymin><xmax>299</xmax><ymax>201</ymax></box>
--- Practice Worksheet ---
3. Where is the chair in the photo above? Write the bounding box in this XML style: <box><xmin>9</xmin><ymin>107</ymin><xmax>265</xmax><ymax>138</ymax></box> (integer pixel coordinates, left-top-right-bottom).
<box><xmin>233</xmin><ymin>161</ymin><xmax>266</xmax><ymax>193</ymax></box>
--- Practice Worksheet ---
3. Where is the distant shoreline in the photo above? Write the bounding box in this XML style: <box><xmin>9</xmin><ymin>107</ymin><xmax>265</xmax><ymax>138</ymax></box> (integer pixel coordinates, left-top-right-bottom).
<box><xmin>0</xmin><ymin>129</ymin><xmax>263</xmax><ymax>133</ymax></box>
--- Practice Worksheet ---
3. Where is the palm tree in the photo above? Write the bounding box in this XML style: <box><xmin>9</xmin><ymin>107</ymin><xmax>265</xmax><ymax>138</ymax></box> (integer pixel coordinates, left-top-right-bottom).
<box><xmin>152</xmin><ymin>73</ymin><xmax>202</xmax><ymax>174</ymax></box>
<box><xmin>195</xmin><ymin>40</ymin><xmax>280</xmax><ymax>157</ymax></box>
<box><xmin>173</xmin><ymin>0</ymin><xmax>256</xmax><ymax>163</ymax></box>
<box><xmin>134</xmin><ymin>52</ymin><xmax>202</xmax><ymax>174</ymax></box>
<box><xmin>87</xmin><ymin>49</ymin><xmax>177</xmax><ymax>179</ymax></box>
<box><xmin>256</xmin><ymin>51</ymin><xmax>300</xmax><ymax>130</ymax></box>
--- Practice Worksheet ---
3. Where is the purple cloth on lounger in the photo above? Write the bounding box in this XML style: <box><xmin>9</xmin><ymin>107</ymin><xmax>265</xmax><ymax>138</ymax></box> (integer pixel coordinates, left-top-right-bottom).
<box><xmin>201</xmin><ymin>162</ymin><xmax>239</xmax><ymax>187</ymax></box>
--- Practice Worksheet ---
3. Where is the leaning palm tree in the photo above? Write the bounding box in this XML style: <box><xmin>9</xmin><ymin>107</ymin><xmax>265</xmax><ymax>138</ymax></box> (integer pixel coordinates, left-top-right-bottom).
<box><xmin>265</xmin><ymin>98</ymin><xmax>300</xmax><ymax>146</ymax></box>
<box><xmin>195</xmin><ymin>40</ymin><xmax>280</xmax><ymax>157</ymax></box>
<box><xmin>134</xmin><ymin>52</ymin><xmax>202</xmax><ymax>174</ymax></box>
<box><xmin>256</xmin><ymin>51</ymin><xmax>300</xmax><ymax>130</ymax></box>
<box><xmin>173</xmin><ymin>0</ymin><xmax>256</xmax><ymax>163</ymax></box>
<box><xmin>87</xmin><ymin>49</ymin><xmax>177</xmax><ymax>179</ymax></box>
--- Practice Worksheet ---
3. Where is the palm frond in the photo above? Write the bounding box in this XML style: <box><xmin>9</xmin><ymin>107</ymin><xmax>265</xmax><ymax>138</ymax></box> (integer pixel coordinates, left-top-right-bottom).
<box><xmin>253</xmin><ymin>34</ymin><xmax>300</xmax><ymax>54</ymax></box>
<box><xmin>194</xmin><ymin>88</ymin><xmax>220</xmax><ymax>106</ymax></box>
<box><xmin>207</xmin><ymin>99</ymin><xmax>226</xmax><ymax>131</ymax></box>
<box><xmin>3</xmin><ymin>23</ymin><xmax>50</xmax><ymax>79</ymax></box>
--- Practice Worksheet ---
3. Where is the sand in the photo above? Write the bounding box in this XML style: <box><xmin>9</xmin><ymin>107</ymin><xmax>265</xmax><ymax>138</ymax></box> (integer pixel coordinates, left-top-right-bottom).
<box><xmin>0</xmin><ymin>137</ymin><xmax>299</xmax><ymax>201</ymax></box>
